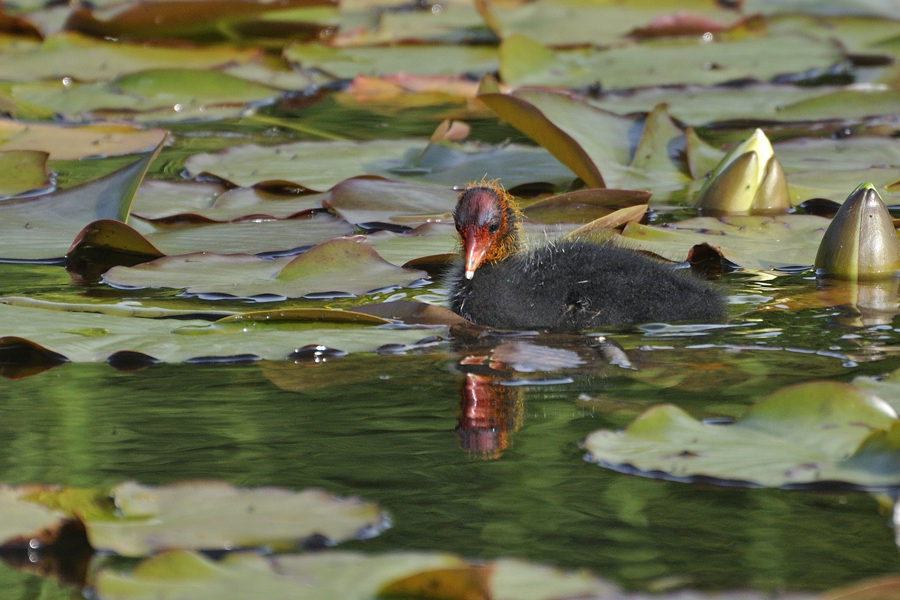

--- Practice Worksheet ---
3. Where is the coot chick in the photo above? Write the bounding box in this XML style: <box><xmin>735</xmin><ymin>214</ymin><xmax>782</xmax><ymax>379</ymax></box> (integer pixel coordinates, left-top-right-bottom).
<box><xmin>447</xmin><ymin>183</ymin><xmax>726</xmax><ymax>330</ymax></box>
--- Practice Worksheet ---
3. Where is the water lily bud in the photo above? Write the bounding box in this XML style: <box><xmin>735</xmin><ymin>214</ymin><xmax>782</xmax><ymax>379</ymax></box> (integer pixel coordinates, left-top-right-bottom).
<box><xmin>815</xmin><ymin>183</ymin><xmax>900</xmax><ymax>280</ymax></box>
<box><xmin>694</xmin><ymin>128</ymin><xmax>791</xmax><ymax>214</ymax></box>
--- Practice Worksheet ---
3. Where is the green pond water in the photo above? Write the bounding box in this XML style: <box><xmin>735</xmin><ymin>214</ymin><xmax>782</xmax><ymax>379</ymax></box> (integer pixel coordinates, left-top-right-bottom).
<box><xmin>2</xmin><ymin>260</ymin><xmax>900</xmax><ymax>596</ymax></box>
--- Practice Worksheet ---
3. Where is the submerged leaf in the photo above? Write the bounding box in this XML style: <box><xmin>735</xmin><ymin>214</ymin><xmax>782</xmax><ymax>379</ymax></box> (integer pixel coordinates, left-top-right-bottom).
<box><xmin>583</xmin><ymin>381</ymin><xmax>900</xmax><ymax>489</ymax></box>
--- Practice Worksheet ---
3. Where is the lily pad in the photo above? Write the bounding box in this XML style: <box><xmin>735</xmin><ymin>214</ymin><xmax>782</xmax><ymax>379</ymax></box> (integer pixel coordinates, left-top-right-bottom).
<box><xmin>499</xmin><ymin>33</ymin><xmax>844</xmax><ymax>90</ymax></box>
<box><xmin>0</xmin><ymin>31</ymin><xmax>259</xmax><ymax>82</ymax></box>
<box><xmin>0</xmin><ymin>142</ymin><xmax>162</xmax><ymax>260</ymax></box>
<box><xmin>583</xmin><ymin>381</ymin><xmax>900</xmax><ymax>489</ymax></box>
<box><xmin>94</xmin><ymin>549</ymin><xmax>618</xmax><ymax>600</ymax></box>
<box><xmin>0</xmin><ymin>150</ymin><xmax>49</xmax><ymax>197</ymax></box>
<box><xmin>88</xmin><ymin>481</ymin><xmax>385</xmax><ymax>556</ymax></box>
<box><xmin>283</xmin><ymin>42</ymin><xmax>498</xmax><ymax>79</ymax></box>
<box><xmin>614</xmin><ymin>214</ymin><xmax>832</xmax><ymax>271</ymax></box>
<box><xmin>324</xmin><ymin>177</ymin><xmax>457</xmax><ymax>226</ymax></box>
<box><xmin>0</xmin><ymin>485</ymin><xmax>72</xmax><ymax>547</ymax></box>
<box><xmin>104</xmin><ymin>237</ymin><xmax>427</xmax><ymax>299</ymax></box>
<box><xmin>0</xmin><ymin>302</ymin><xmax>439</xmax><ymax>363</ymax></box>
<box><xmin>0</xmin><ymin>119</ymin><xmax>167</xmax><ymax>161</ymax></box>
<box><xmin>183</xmin><ymin>138</ymin><xmax>575</xmax><ymax>191</ymax></box>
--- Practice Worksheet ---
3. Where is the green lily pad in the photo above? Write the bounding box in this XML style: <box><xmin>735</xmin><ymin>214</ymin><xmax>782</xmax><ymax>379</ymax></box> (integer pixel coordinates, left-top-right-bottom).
<box><xmin>183</xmin><ymin>138</ymin><xmax>575</xmax><ymax>191</ymax></box>
<box><xmin>337</xmin><ymin>0</ymin><xmax>490</xmax><ymax>45</ymax></box>
<box><xmin>142</xmin><ymin>214</ymin><xmax>355</xmax><ymax>256</ymax></box>
<box><xmin>9</xmin><ymin>69</ymin><xmax>282</xmax><ymax>120</ymax></box>
<box><xmin>0</xmin><ymin>150</ymin><xmax>49</xmax><ymax>197</ymax></box>
<box><xmin>614</xmin><ymin>214</ymin><xmax>831</xmax><ymax>270</ymax></box>
<box><xmin>0</xmin><ymin>485</ymin><xmax>71</xmax><ymax>547</ymax></box>
<box><xmin>478</xmin><ymin>0</ymin><xmax>741</xmax><ymax>46</ymax></box>
<box><xmin>743</xmin><ymin>0</ymin><xmax>900</xmax><ymax>18</ymax></box>
<box><xmin>854</xmin><ymin>367</ymin><xmax>900</xmax><ymax>414</ymax></box>
<box><xmin>88</xmin><ymin>481</ymin><xmax>385</xmax><ymax>556</ymax></box>
<box><xmin>583</xmin><ymin>381</ymin><xmax>900</xmax><ymax>489</ymax></box>
<box><xmin>499</xmin><ymin>33</ymin><xmax>843</xmax><ymax>90</ymax></box>
<box><xmin>324</xmin><ymin>178</ymin><xmax>456</xmax><ymax>225</ymax></box>
<box><xmin>104</xmin><ymin>237</ymin><xmax>427</xmax><ymax>299</ymax></box>
<box><xmin>283</xmin><ymin>42</ymin><xmax>498</xmax><ymax>79</ymax></box>
<box><xmin>94</xmin><ymin>549</ymin><xmax>618</xmax><ymax>600</ymax></box>
<box><xmin>0</xmin><ymin>302</ymin><xmax>440</xmax><ymax>363</ymax></box>
<box><xmin>131</xmin><ymin>179</ymin><xmax>226</xmax><ymax>220</ymax></box>
<box><xmin>787</xmin><ymin>169</ymin><xmax>900</xmax><ymax>205</ymax></box>
<box><xmin>0</xmin><ymin>32</ymin><xmax>259</xmax><ymax>82</ymax></box>
<box><xmin>0</xmin><ymin>142</ymin><xmax>162</xmax><ymax>260</ymax></box>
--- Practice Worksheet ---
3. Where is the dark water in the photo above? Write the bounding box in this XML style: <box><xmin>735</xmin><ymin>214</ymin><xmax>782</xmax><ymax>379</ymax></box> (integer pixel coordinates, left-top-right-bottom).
<box><xmin>1</xmin><ymin>270</ymin><xmax>900</xmax><ymax>596</ymax></box>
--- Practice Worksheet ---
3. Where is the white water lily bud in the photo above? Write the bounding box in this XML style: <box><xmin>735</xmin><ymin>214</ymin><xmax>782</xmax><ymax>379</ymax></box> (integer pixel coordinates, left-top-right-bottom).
<box><xmin>815</xmin><ymin>183</ymin><xmax>900</xmax><ymax>281</ymax></box>
<box><xmin>694</xmin><ymin>128</ymin><xmax>791</xmax><ymax>214</ymax></box>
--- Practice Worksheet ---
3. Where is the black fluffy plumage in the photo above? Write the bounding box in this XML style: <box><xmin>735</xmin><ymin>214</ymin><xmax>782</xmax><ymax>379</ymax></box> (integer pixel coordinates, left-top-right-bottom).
<box><xmin>448</xmin><ymin>239</ymin><xmax>726</xmax><ymax>330</ymax></box>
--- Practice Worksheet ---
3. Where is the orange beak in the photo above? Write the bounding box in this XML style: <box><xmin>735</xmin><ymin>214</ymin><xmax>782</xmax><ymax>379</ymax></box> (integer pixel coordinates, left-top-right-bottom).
<box><xmin>464</xmin><ymin>229</ymin><xmax>489</xmax><ymax>280</ymax></box>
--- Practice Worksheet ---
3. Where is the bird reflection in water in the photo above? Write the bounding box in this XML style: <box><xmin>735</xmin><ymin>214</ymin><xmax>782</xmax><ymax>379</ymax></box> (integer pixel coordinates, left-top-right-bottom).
<box><xmin>456</xmin><ymin>372</ymin><xmax>523</xmax><ymax>460</ymax></box>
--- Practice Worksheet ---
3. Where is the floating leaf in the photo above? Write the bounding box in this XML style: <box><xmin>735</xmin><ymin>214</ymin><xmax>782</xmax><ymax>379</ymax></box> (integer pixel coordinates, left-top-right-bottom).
<box><xmin>0</xmin><ymin>302</ymin><xmax>442</xmax><ymax>363</ymax></box>
<box><xmin>283</xmin><ymin>42</ymin><xmax>498</xmax><ymax>79</ymax></box>
<box><xmin>0</xmin><ymin>32</ymin><xmax>259</xmax><ymax>82</ymax></box>
<box><xmin>0</xmin><ymin>486</ymin><xmax>73</xmax><ymax>547</ymax></box>
<box><xmin>0</xmin><ymin>141</ymin><xmax>163</xmax><ymax>260</ymax></box>
<box><xmin>615</xmin><ymin>214</ymin><xmax>831</xmax><ymax>271</ymax></box>
<box><xmin>324</xmin><ymin>178</ymin><xmax>456</xmax><ymax>226</ymax></box>
<box><xmin>0</xmin><ymin>150</ymin><xmax>49</xmax><ymax>197</ymax></box>
<box><xmin>183</xmin><ymin>138</ymin><xmax>574</xmax><ymax>191</ymax></box>
<box><xmin>0</xmin><ymin>119</ymin><xmax>166</xmax><ymax>161</ymax></box>
<box><xmin>583</xmin><ymin>381</ymin><xmax>900</xmax><ymax>489</ymax></box>
<box><xmin>498</xmin><ymin>33</ymin><xmax>843</xmax><ymax>89</ymax></box>
<box><xmin>66</xmin><ymin>219</ymin><xmax>165</xmax><ymax>283</ymax></box>
<box><xmin>87</xmin><ymin>481</ymin><xmax>385</xmax><ymax>556</ymax></box>
<box><xmin>94</xmin><ymin>549</ymin><xmax>618</xmax><ymax>600</ymax></box>
<box><xmin>104</xmin><ymin>237</ymin><xmax>427</xmax><ymax>299</ymax></box>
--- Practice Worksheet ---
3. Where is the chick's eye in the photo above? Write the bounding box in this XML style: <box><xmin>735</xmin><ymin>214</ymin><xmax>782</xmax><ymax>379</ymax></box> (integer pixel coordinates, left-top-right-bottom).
<box><xmin>488</xmin><ymin>220</ymin><xmax>501</xmax><ymax>234</ymax></box>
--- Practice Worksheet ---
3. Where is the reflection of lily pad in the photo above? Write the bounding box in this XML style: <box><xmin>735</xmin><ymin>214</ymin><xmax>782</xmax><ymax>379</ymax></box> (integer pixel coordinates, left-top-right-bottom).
<box><xmin>583</xmin><ymin>381</ymin><xmax>900</xmax><ymax>489</ymax></box>
<box><xmin>105</xmin><ymin>237</ymin><xmax>427</xmax><ymax>299</ymax></box>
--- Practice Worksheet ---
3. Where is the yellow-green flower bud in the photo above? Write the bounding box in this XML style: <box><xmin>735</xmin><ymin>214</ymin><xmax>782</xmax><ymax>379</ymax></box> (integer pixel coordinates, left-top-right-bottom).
<box><xmin>694</xmin><ymin>128</ymin><xmax>791</xmax><ymax>214</ymax></box>
<box><xmin>815</xmin><ymin>183</ymin><xmax>900</xmax><ymax>281</ymax></box>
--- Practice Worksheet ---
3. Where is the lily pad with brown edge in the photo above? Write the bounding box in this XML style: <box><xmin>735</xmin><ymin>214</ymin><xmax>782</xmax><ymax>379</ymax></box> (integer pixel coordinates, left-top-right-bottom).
<box><xmin>583</xmin><ymin>381</ymin><xmax>900</xmax><ymax>489</ymax></box>
<box><xmin>104</xmin><ymin>237</ymin><xmax>428</xmax><ymax>299</ymax></box>
<box><xmin>498</xmin><ymin>32</ymin><xmax>844</xmax><ymax>90</ymax></box>
<box><xmin>0</xmin><ymin>296</ymin><xmax>237</xmax><ymax>320</ymax></box>
<box><xmin>562</xmin><ymin>204</ymin><xmax>649</xmax><ymax>239</ymax></box>
<box><xmin>614</xmin><ymin>214</ymin><xmax>832</xmax><ymax>271</ymax></box>
<box><xmin>0</xmin><ymin>335</ymin><xmax>69</xmax><ymax>380</ymax></box>
<box><xmin>0</xmin><ymin>150</ymin><xmax>50</xmax><ymax>197</ymax></box>
<box><xmin>354</xmin><ymin>299</ymin><xmax>470</xmax><ymax>326</ymax></box>
<box><xmin>66</xmin><ymin>219</ymin><xmax>165</xmax><ymax>283</ymax></box>
<box><xmin>0</xmin><ymin>119</ymin><xmax>167</xmax><ymax>161</ymax></box>
<box><xmin>522</xmin><ymin>189</ymin><xmax>650</xmax><ymax>224</ymax></box>
<box><xmin>183</xmin><ymin>138</ymin><xmax>575</xmax><ymax>192</ymax></box>
<box><xmin>93</xmin><ymin>549</ymin><xmax>620</xmax><ymax>600</ymax></box>
<box><xmin>84</xmin><ymin>481</ymin><xmax>385</xmax><ymax>556</ymax></box>
<box><xmin>0</xmin><ymin>140</ymin><xmax>163</xmax><ymax>260</ymax></box>
<box><xmin>0</xmin><ymin>302</ymin><xmax>440</xmax><ymax>363</ymax></box>
<box><xmin>283</xmin><ymin>42</ymin><xmax>498</xmax><ymax>79</ymax></box>
<box><xmin>0</xmin><ymin>31</ymin><xmax>260</xmax><ymax>82</ymax></box>
<box><xmin>365</xmin><ymin>223</ymin><xmax>461</xmax><ymax>267</ymax></box>
<box><xmin>324</xmin><ymin>178</ymin><xmax>457</xmax><ymax>226</ymax></box>
<box><xmin>218</xmin><ymin>308</ymin><xmax>391</xmax><ymax>326</ymax></box>
<box><xmin>142</xmin><ymin>213</ymin><xmax>354</xmax><ymax>256</ymax></box>
<box><xmin>63</xmin><ymin>0</ymin><xmax>334</xmax><ymax>40</ymax></box>
<box><xmin>130</xmin><ymin>179</ymin><xmax>226</xmax><ymax>221</ymax></box>
<box><xmin>476</xmin><ymin>0</ymin><xmax>743</xmax><ymax>46</ymax></box>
